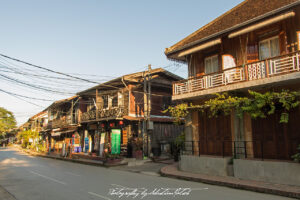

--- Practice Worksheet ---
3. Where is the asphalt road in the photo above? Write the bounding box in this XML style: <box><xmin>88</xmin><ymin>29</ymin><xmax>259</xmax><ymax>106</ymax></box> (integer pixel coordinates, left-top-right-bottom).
<box><xmin>0</xmin><ymin>147</ymin><xmax>293</xmax><ymax>200</ymax></box>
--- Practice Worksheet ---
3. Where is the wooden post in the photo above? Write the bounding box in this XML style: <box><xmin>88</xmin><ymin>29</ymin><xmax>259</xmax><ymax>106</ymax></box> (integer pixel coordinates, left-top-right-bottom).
<box><xmin>71</xmin><ymin>100</ymin><xmax>74</xmax><ymax>124</ymax></box>
<box><xmin>147</xmin><ymin>64</ymin><xmax>152</xmax><ymax>157</ymax></box>
<box><xmin>143</xmin><ymin>70</ymin><xmax>147</xmax><ymax>157</ymax></box>
<box><xmin>265</xmin><ymin>60</ymin><xmax>270</xmax><ymax>78</ymax></box>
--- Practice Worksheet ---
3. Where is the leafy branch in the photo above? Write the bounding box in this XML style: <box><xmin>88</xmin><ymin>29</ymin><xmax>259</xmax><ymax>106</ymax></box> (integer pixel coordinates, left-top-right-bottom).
<box><xmin>164</xmin><ymin>90</ymin><xmax>300</xmax><ymax>123</ymax></box>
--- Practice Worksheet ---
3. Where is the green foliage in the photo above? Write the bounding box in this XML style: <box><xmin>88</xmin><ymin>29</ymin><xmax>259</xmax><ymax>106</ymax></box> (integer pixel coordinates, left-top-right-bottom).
<box><xmin>174</xmin><ymin>132</ymin><xmax>185</xmax><ymax>149</ymax></box>
<box><xmin>165</xmin><ymin>90</ymin><xmax>300</xmax><ymax>124</ymax></box>
<box><xmin>204</xmin><ymin>93</ymin><xmax>247</xmax><ymax>117</ymax></box>
<box><xmin>0</xmin><ymin>107</ymin><xmax>16</xmax><ymax>137</ymax></box>
<box><xmin>292</xmin><ymin>145</ymin><xmax>300</xmax><ymax>162</ymax></box>
<box><xmin>163</xmin><ymin>103</ymin><xmax>188</xmax><ymax>124</ymax></box>
<box><xmin>242</xmin><ymin>90</ymin><xmax>300</xmax><ymax>123</ymax></box>
<box><xmin>17</xmin><ymin>130</ymin><xmax>41</xmax><ymax>150</ymax></box>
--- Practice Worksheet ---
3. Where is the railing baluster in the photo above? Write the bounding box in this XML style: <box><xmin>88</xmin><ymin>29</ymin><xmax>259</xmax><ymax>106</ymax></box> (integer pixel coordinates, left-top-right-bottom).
<box><xmin>297</xmin><ymin>53</ymin><xmax>300</xmax><ymax>71</ymax></box>
<box><xmin>172</xmin><ymin>51</ymin><xmax>300</xmax><ymax>96</ymax></box>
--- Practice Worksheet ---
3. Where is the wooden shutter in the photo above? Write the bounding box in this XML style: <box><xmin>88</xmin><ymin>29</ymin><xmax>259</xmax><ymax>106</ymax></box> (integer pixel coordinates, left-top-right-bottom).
<box><xmin>247</xmin><ymin>43</ymin><xmax>259</xmax><ymax>63</ymax></box>
<box><xmin>279</xmin><ymin>31</ymin><xmax>287</xmax><ymax>55</ymax></box>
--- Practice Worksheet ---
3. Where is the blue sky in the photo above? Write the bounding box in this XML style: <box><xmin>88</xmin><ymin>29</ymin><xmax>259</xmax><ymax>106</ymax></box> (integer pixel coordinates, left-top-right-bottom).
<box><xmin>0</xmin><ymin>0</ymin><xmax>243</xmax><ymax>124</ymax></box>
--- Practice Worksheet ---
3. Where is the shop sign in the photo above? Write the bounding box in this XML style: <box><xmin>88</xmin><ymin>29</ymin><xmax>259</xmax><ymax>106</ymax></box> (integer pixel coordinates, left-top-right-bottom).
<box><xmin>84</xmin><ymin>137</ymin><xmax>89</xmax><ymax>153</ymax></box>
<box><xmin>111</xmin><ymin>129</ymin><xmax>121</xmax><ymax>154</ymax></box>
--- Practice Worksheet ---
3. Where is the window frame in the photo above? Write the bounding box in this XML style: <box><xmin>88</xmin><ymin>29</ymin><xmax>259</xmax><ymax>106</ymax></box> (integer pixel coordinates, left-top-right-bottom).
<box><xmin>112</xmin><ymin>95</ymin><xmax>118</xmax><ymax>108</ymax></box>
<box><xmin>102</xmin><ymin>95</ymin><xmax>109</xmax><ymax>109</ymax></box>
<box><xmin>258</xmin><ymin>35</ymin><xmax>280</xmax><ymax>60</ymax></box>
<box><xmin>204</xmin><ymin>54</ymin><xmax>219</xmax><ymax>74</ymax></box>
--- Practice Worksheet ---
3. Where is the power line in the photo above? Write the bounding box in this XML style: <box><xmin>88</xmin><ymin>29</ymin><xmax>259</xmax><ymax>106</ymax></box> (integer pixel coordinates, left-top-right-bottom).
<box><xmin>0</xmin><ymin>53</ymin><xmax>100</xmax><ymax>84</ymax></box>
<box><xmin>1</xmin><ymin>89</ymin><xmax>45</xmax><ymax>108</ymax></box>
<box><xmin>0</xmin><ymin>88</ymin><xmax>54</xmax><ymax>101</ymax></box>
<box><xmin>0</xmin><ymin>73</ymin><xmax>75</xmax><ymax>95</ymax></box>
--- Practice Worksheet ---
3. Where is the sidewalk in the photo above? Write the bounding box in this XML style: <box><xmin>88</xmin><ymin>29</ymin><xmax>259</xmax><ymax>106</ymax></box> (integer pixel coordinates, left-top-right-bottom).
<box><xmin>111</xmin><ymin>160</ymin><xmax>169</xmax><ymax>176</ymax></box>
<box><xmin>16</xmin><ymin>146</ymin><xmax>128</xmax><ymax>167</ymax></box>
<box><xmin>160</xmin><ymin>163</ymin><xmax>300</xmax><ymax>199</ymax></box>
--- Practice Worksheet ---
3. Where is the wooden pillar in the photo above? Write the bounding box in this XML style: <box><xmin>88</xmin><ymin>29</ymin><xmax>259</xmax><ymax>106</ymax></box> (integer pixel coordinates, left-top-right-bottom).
<box><xmin>244</xmin><ymin>113</ymin><xmax>254</xmax><ymax>158</ymax></box>
<box><xmin>230</xmin><ymin>110</ymin><xmax>236</xmax><ymax>157</ymax></box>
<box><xmin>192</xmin><ymin>110</ymin><xmax>199</xmax><ymax>156</ymax></box>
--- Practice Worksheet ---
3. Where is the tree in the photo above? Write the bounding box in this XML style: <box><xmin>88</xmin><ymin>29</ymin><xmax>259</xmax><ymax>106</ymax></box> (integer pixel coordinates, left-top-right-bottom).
<box><xmin>0</xmin><ymin>107</ymin><xmax>16</xmax><ymax>138</ymax></box>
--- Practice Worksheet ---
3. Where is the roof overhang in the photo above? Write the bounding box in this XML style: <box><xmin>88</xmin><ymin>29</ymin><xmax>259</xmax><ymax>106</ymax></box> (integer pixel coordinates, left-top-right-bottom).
<box><xmin>178</xmin><ymin>38</ymin><xmax>222</xmax><ymax>58</ymax></box>
<box><xmin>228</xmin><ymin>11</ymin><xmax>295</xmax><ymax>38</ymax></box>
<box><xmin>166</xmin><ymin>1</ymin><xmax>300</xmax><ymax>59</ymax></box>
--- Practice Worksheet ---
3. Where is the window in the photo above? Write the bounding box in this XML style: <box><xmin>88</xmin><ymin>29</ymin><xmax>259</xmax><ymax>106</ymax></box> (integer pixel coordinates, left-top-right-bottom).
<box><xmin>112</xmin><ymin>95</ymin><xmax>118</xmax><ymax>107</ymax></box>
<box><xmin>188</xmin><ymin>55</ymin><xmax>196</xmax><ymax>77</ymax></box>
<box><xmin>102</xmin><ymin>95</ymin><xmax>108</xmax><ymax>109</ymax></box>
<box><xmin>205</xmin><ymin>55</ymin><xmax>219</xmax><ymax>74</ymax></box>
<box><xmin>259</xmin><ymin>36</ymin><xmax>279</xmax><ymax>60</ymax></box>
<box><xmin>162</xmin><ymin>96</ymin><xmax>171</xmax><ymax>110</ymax></box>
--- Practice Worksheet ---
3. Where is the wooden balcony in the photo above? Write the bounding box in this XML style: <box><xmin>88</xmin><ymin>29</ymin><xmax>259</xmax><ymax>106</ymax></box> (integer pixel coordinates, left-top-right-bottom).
<box><xmin>173</xmin><ymin>51</ymin><xmax>300</xmax><ymax>99</ymax></box>
<box><xmin>80</xmin><ymin>106</ymin><xmax>128</xmax><ymax>122</ymax></box>
<box><xmin>51</xmin><ymin>117</ymin><xmax>74</xmax><ymax>129</ymax></box>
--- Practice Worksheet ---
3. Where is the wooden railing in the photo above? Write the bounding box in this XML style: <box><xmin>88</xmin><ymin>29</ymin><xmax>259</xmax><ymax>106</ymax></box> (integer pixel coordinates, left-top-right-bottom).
<box><xmin>51</xmin><ymin>117</ymin><xmax>73</xmax><ymax>129</ymax></box>
<box><xmin>80</xmin><ymin>106</ymin><xmax>128</xmax><ymax>122</ymax></box>
<box><xmin>173</xmin><ymin>52</ymin><xmax>300</xmax><ymax>96</ymax></box>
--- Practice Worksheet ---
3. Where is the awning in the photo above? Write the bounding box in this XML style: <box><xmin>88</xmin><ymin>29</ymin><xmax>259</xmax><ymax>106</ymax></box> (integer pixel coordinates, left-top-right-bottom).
<box><xmin>228</xmin><ymin>11</ymin><xmax>295</xmax><ymax>38</ymax></box>
<box><xmin>178</xmin><ymin>38</ymin><xmax>222</xmax><ymax>57</ymax></box>
<box><xmin>51</xmin><ymin>132</ymin><xmax>61</xmax><ymax>137</ymax></box>
<box><xmin>51</xmin><ymin>129</ymin><xmax>77</xmax><ymax>137</ymax></box>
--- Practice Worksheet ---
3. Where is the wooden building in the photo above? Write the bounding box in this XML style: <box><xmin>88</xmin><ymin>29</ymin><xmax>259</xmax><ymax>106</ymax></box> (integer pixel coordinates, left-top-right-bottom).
<box><xmin>165</xmin><ymin>0</ymin><xmax>300</xmax><ymax>185</ymax></box>
<box><xmin>77</xmin><ymin>68</ymin><xmax>183</xmax><ymax>158</ymax></box>
<box><xmin>47</xmin><ymin>96</ymin><xmax>80</xmax><ymax>155</ymax></box>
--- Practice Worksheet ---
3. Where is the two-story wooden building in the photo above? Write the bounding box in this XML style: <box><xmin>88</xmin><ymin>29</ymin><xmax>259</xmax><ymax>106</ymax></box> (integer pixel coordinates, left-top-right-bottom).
<box><xmin>165</xmin><ymin>0</ymin><xmax>300</xmax><ymax>186</ymax></box>
<box><xmin>77</xmin><ymin>68</ymin><xmax>183</xmax><ymax>158</ymax></box>
<box><xmin>47</xmin><ymin>96</ymin><xmax>80</xmax><ymax>155</ymax></box>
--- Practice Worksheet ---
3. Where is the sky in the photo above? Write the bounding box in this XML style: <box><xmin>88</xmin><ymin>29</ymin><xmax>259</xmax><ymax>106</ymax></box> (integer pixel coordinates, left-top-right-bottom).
<box><xmin>0</xmin><ymin>0</ymin><xmax>243</xmax><ymax>125</ymax></box>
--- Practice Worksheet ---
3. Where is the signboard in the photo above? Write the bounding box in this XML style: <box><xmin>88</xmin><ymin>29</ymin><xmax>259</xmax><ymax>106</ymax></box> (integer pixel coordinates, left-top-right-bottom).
<box><xmin>84</xmin><ymin>137</ymin><xmax>89</xmax><ymax>153</ymax></box>
<box><xmin>99</xmin><ymin>133</ymin><xmax>106</xmax><ymax>157</ymax></box>
<box><xmin>74</xmin><ymin>138</ymin><xmax>80</xmax><ymax>147</ymax></box>
<box><xmin>51</xmin><ymin>132</ymin><xmax>61</xmax><ymax>137</ymax></box>
<box><xmin>111</xmin><ymin>129</ymin><xmax>121</xmax><ymax>154</ymax></box>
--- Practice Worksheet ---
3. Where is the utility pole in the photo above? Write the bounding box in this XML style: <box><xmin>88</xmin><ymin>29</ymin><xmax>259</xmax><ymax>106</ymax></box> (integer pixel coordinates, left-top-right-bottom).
<box><xmin>143</xmin><ymin>64</ymin><xmax>152</xmax><ymax>157</ymax></box>
<box><xmin>143</xmin><ymin>70</ymin><xmax>147</xmax><ymax>157</ymax></box>
<box><xmin>147</xmin><ymin>64</ymin><xmax>151</xmax><ymax>157</ymax></box>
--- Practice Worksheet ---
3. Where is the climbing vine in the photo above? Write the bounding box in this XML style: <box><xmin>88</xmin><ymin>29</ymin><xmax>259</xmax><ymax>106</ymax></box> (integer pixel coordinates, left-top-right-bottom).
<box><xmin>164</xmin><ymin>90</ymin><xmax>300</xmax><ymax>123</ymax></box>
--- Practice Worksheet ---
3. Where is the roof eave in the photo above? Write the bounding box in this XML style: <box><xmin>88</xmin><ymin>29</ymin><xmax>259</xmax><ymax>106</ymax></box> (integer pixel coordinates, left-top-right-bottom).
<box><xmin>165</xmin><ymin>0</ymin><xmax>300</xmax><ymax>58</ymax></box>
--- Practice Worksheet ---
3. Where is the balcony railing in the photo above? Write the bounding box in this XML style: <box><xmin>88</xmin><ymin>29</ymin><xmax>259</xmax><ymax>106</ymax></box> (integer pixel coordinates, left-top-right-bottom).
<box><xmin>81</xmin><ymin>106</ymin><xmax>128</xmax><ymax>122</ymax></box>
<box><xmin>173</xmin><ymin>52</ymin><xmax>300</xmax><ymax>96</ymax></box>
<box><xmin>51</xmin><ymin>117</ymin><xmax>73</xmax><ymax>129</ymax></box>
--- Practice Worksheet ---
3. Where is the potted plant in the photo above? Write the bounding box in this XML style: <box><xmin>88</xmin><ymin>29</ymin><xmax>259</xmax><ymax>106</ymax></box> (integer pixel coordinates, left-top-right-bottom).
<box><xmin>132</xmin><ymin>138</ymin><xmax>143</xmax><ymax>159</ymax></box>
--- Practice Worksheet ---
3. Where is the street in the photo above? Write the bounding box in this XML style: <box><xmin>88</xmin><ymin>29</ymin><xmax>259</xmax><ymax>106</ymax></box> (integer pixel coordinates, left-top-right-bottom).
<box><xmin>0</xmin><ymin>147</ymin><xmax>292</xmax><ymax>200</ymax></box>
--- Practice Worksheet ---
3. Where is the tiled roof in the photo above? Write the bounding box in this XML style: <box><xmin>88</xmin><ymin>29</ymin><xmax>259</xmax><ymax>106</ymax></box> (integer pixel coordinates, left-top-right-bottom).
<box><xmin>165</xmin><ymin>0</ymin><xmax>299</xmax><ymax>56</ymax></box>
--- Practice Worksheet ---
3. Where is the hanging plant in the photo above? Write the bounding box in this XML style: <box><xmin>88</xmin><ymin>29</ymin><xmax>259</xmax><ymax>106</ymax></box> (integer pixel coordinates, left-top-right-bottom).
<box><xmin>165</xmin><ymin>90</ymin><xmax>300</xmax><ymax>123</ymax></box>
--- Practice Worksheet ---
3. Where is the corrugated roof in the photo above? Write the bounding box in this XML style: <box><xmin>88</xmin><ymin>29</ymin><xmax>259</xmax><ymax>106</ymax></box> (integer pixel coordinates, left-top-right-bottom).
<box><xmin>165</xmin><ymin>0</ymin><xmax>299</xmax><ymax>56</ymax></box>
<box><xmin>77</xmin><ymin>68</ymin><xmax>183</xmax><ymax>95</ymax></box>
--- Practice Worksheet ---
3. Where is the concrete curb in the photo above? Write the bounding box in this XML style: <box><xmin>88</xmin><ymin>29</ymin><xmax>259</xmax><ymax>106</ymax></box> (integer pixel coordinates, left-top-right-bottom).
<box><xmin>160</xmin><ymin>164</ymin><xmax>300</xmax><ymax>199</ymax></box>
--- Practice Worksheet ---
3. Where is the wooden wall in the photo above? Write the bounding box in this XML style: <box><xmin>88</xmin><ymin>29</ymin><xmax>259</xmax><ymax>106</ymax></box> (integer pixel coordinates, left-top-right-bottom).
<box><xmin>188</xmin><ymin>8</ymin><xmax>300</xmax><ymax>75</ymax></box>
